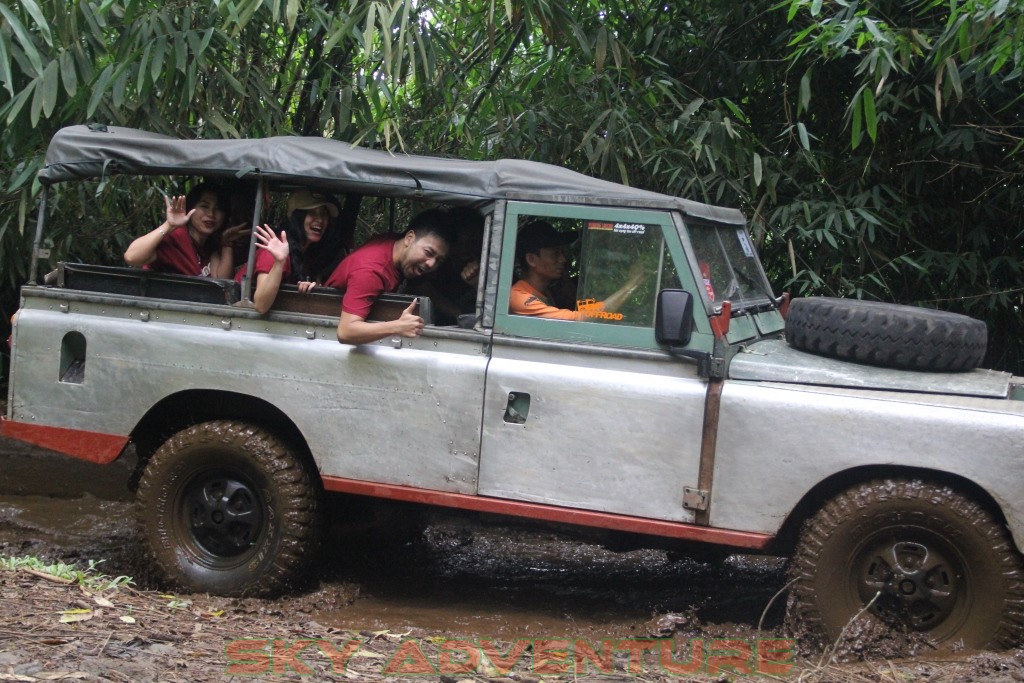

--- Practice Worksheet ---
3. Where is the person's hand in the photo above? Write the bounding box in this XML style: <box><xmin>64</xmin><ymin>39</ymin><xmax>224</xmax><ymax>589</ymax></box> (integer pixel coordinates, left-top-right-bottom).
<box><xmin>165</xmin><ymin>195</ymin><xmax>194</xmax><ymax>229</ymax></box>
<box><xmin>220</xmin><ymin>222</ymin><xmax>251</xmax><ymax>248</ymax></box>
<box><xmin>254</xmin><ymin>224</ymin><xmax>289</xmax><ymax>263</ymax></box>
<box><xmin>297</xmin><ymin>280</ymin><xmax>318</xmax><ymax>294</ymax></box>
<box><xmin>460</xmin><ymin>260</ymin><xmax>480</xmax><ymax>286</ymax></box>
<box><xmin>395</xmin><ymin>299</ymin><xmax>425</xmax><ymax>338</ymax></box>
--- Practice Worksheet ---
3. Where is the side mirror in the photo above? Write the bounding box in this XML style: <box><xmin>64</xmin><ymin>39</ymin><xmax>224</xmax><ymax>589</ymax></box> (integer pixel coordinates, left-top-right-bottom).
<box><xmin>655</xmin><ymin>289</ymin><xmax>694</xmax><ymax>346</ymax></box>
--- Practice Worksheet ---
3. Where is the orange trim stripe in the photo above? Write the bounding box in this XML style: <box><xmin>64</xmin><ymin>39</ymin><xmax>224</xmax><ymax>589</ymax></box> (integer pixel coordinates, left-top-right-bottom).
<box><xmin>322</xmin><ymin>476</ymin><xmax>773</xmax><ymax>550</ymax></box>
<box><xmin>0</xmin><ymin>418</ymin><xmax>128</xmax><ymax>464</ymax></box>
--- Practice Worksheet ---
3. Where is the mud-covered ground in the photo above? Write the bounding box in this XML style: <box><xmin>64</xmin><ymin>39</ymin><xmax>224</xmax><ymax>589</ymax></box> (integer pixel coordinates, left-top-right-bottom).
<box><xmin>2</xmin><ymin>436</ymin><xmax>1024</xmax><ymax>682</ymax></box>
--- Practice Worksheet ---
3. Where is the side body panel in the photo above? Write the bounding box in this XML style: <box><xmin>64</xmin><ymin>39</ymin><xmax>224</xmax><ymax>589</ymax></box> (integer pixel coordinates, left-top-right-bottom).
<box><xmin>710</xmin><ymin>380</ymin><xmax>1024</xmax><ymax>550</ymax></box>
<box><xmin>9</xmin><ymin>296</ymin><xmax>487</xmax><ymax>493</ymax></box>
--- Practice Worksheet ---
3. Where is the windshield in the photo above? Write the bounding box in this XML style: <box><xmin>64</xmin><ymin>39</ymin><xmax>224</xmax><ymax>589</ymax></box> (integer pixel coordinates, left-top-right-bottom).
<box><xmin>686</xmin><ymin>222</ymin><xmax>774</xmax><ymax>308</ymax></box>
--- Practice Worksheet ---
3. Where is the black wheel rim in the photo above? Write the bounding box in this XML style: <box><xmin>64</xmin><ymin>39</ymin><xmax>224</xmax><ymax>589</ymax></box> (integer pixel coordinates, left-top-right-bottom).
<box><xmin>178</xmin><ymin>468</ymin><xmax>266</xmax><ymax>562</ymax></box>
<box><xmin>855</xmin><ymin>532</ymin><xmax>963</xmax><ymax>632</ymax></box>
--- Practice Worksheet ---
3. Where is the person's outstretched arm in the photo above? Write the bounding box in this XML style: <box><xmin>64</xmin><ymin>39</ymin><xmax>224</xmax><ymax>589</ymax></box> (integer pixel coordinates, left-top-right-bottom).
<box><xmin>252</xmin><ymin>225</ymin><xmax>289</xmax><ymax>314</ymax></box>
<box><xmin>124</xmin><ymin>194</ymin><xmax>191</xmax><ymax>267</ymax></box>
<box><xmin>336</xmin><ymin>300</ymin><xmax>423</xmax><ymax>345</ymax></box>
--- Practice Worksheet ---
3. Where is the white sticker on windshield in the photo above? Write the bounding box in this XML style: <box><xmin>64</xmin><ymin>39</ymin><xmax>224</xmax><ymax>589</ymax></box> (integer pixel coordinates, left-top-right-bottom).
<box><xmin>613</xmin><ymin>223</ymin><xmax>647</xmax><ymax>235</ymax></box>
<box><xmin>736</xmin><ymin>229</ymin><xmax>754</xmax><ymax>258</ymax></box>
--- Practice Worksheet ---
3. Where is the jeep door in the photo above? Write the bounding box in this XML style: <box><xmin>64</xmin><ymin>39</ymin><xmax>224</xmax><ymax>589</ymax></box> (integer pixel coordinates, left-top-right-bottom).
<box><xmin>478</xmin><ymin>203</ymin><xmax>707</xmax><ymax>522</ymax></box>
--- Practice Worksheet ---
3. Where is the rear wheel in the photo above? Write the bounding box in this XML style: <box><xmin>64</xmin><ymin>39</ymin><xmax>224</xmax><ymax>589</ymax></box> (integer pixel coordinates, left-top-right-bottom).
<box><xmin>787</xmin><ymin>479</ymin><xmax>1024</xmax><ymax>650</ymax></box>
<box><xmin>136</xmin><ymin>420</ymin><xmax>320</xmax><ymax>596</ymax></box>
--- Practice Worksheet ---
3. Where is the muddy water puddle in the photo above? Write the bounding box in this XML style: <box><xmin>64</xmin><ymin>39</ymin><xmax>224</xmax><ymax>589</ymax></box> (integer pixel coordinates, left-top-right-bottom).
<box><xmin>0</xmin><ymin>439</ymin><xmax>788</xmax><ymax>641</ymax></box>
<box><xmin>320</xmin><ymin>524</ymin><xmax>788</xmax><ymax>639</ymax></box>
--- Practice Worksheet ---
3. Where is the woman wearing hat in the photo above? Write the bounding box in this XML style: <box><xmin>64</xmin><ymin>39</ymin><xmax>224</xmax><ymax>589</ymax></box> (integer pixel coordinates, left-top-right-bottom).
<box><xmin>242</xmin><ymin>189</ymin><xmax>348</xmax><ymax>313</ymax></box>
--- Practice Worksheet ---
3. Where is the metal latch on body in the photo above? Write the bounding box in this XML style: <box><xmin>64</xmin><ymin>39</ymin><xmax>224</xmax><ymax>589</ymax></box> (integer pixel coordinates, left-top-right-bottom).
<box><xmin>682</xmin><ymin>487</ymin><xmax>709</xmax><ymax>511</ymax></box>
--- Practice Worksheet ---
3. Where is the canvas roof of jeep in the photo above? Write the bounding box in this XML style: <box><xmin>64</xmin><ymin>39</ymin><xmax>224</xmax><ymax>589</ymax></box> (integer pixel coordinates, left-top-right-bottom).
<box><xmin>40</xmin><ymin>124</ymin><xmax>745</xmax><ymax>225</ymax></box>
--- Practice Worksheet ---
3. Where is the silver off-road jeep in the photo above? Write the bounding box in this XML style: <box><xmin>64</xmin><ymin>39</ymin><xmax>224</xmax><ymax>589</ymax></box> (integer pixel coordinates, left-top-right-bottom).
<box><xmin>4</xmin><ymin>124</ymin><xmax>1023</xmax><ymax>650</ymax></box>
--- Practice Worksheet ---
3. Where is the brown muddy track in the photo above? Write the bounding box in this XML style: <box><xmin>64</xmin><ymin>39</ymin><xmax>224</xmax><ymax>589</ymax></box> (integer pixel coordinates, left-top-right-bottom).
<box><xmin>0</xmin><ymin>436</ymin><xmax>790</xmax><ymax>637</ymax></box>
<box><xmin>4</xmin><ymin>435</ymin><xmax>1024</xmax><ymax>683</ymax></box>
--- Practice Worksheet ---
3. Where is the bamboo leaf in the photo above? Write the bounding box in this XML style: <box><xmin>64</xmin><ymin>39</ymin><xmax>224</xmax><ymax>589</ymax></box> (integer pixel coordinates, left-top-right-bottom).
<box><xmin>810</xmin><ymin>0</ymin><xmax>823</xmax><ymax>16</ymax></box>
<box><xmin>218</xmin><ymin>67</ymin><xmax>246</xmax><ymax>97</ymax></box>
<box><xmin>151</xmin><ymin>38</ymin><xmax>167</xmax><ymax>83</ymax></box>
<box><xmin>205</xmin><ymin>110</ymin><xmax>241</xmax><ymax>138</ymax></box>
<box><xmin>286</xmin><ymin>0</ymin><xmax>299</xmax><ymax>31</ymax></box>
<box><xmin>59</xmin><ymin>50</ymin><xmax>77</xmax><ymax>98</ymax></box>
<box><xmin>862</xmin><ymin>87</ymin><xmax>877</xmax><ymax>142</ymax></box>
<box><xmin>174</xmin><ymin>33</ymin><xmax>187</xmax><ymax>73</ymax></box>
<box><xmin>0</xmin><ymin>30</ymin><xmax>14</xmax><ymax>97</ymax></box>
<box><xmin>40</xmin><ymin>58</ymin><xmax>58</xmax><ymax>118</ymax></box>
<box><xmin>681</xmin><ymin>96</ymin><xmax>704</xmax><ymax>119</ymax></box>
<box><xmin>797</xmin><ymin>121</ymin><xmax>810</xmax><ymax>151</ymax></box>
<box><xmin>30</xmin><ymin>73</ymin><xmax>44</xmax><ymax>125</ymax></box>
<box><xmin>86</xmin><ymin>64</ymin><xmax>114</xmax><ymax>117</ymax></box>
<box><xmin>787</xmin><ymin>0</ymin><xmax>801</xmax><ymax>22</ymax></box>
<box><xmin>753</xmin><ymin>152</ymin><xmax>763</xmax><ymax>187</ymax></box>
<box><xmin>19</xmin><ymin>0</ymin><xmax>53</xmax><ymax>47</ymax></box>
<box><xmin>799</xmin><ymin>69</ymin><xmax>811</xmax><ymax>114</ymax></box>
<box><xmin>0</xmin><ymin>5</ymin><xmax>44</xmax><ymax>76</ymax></box>
<box><xmin>137</xmin><ymin>41</ymin><xmax>152</xmax><ymax>96</ymax></box>
<box><xmin>851</xmin><ymin>92</ymin><xmax>863</xmax><ymax>149</ymax></box>
<box><xmin>363</xmin><ymin>3</ymin><xmax>377</xmax><ymax>51</ymax></box>
<box><xmin>945</xmin><ymin>57</ymin><xmax>962</xmax><ymax>100</ymax></box>
<box><xmin>5</xmin><ymin>82</ymin><xmax>34</xmax><ymax>125</ymax></box>
<box><xmin>862</xmin><ymin>17</ymin><xmax>885</xmax><ymax>43</ymax></box>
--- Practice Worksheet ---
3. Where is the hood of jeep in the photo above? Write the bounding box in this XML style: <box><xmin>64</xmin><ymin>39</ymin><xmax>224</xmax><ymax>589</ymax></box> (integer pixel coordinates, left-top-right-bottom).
<box><xmin>729</xmin><ymin>338</ymin><xmax>1011</xmax><ymax>398</ymax></box>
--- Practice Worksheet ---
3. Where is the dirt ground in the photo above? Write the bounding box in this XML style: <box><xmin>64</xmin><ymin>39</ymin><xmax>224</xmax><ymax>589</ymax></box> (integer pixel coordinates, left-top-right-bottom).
<box><xmin>2</xmin><ymin>435</ymin><xmax>1024</xmax><ymax>682</ymax></box>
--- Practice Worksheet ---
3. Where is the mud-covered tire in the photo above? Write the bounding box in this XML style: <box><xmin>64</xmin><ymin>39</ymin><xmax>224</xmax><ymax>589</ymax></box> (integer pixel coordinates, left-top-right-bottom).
<box><xmin>785</xmin><ymin>297</ymin><xmax>987</xmax><ymax>371</ymax></box>
<box><xmin>136</xmin><ymin>420</ymin><xmax>320</xmax><ymax>596</ymax></box>
<box><xmin>787</xmin><ymin>479</ymin><xmax>1024</xmax><ymax>650</ymax></box>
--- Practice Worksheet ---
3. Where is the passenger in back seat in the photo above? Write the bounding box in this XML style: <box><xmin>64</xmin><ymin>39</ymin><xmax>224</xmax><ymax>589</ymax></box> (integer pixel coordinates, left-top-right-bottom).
<box><xmin>326</xmin><ymin>209</ymin><xmax>456</xmax><ymax>344</ymax></box>
<box><xmin>124</xmin><ymin>183</ymin><xmax>249</xmax><ymax>278</ymax></box>
<box><xmin>237</xmin><ymin>190</ymin><xmax>352</xmax><ymax>314</ymax></box>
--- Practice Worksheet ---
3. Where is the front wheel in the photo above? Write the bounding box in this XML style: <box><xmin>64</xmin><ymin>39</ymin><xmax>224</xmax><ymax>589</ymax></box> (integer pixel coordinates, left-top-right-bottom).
<box><xmin>787</xmin><ymin>479</ymin><xmax>1024</xmax><ymax>650</ymax></box>
<box><xmin>136</xmin><ymin>420</ymin><xmax>320</xmax><ymax>596</ymax></box>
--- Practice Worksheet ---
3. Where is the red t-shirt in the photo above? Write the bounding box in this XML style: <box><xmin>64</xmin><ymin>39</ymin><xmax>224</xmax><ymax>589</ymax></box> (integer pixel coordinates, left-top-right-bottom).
<box><xmin>234</xmin><ymin>248</ymin><xmax>292</xmax><ymax>283</ymax></box>
<box><xmin>149</xmin><ymin>226</ymin><xmax>214</xmax><ymax>277</ymax></box>
<box><xmin>324</xmin><ymin>234</ymin><xmax>401</xmax><ymax>318</ymax></box>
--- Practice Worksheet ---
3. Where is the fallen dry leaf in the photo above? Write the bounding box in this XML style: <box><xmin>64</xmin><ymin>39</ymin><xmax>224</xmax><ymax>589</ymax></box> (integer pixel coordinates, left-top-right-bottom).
<box><xmin>58</xmin><ymin>609</ymin><xmax>93</xmax><ymax>624</ymax></box>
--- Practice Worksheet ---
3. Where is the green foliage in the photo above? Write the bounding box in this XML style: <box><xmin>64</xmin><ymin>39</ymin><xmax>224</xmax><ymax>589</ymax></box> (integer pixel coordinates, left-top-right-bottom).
<box><xmin>0</xmin><ymin>0</ymin><xmax>1021</xmax><ymax>371</ymax></box>
<box><xmin>0</xmin><ymin>554</ymin><xmax>134</xmax><ymax>590</ymax></box>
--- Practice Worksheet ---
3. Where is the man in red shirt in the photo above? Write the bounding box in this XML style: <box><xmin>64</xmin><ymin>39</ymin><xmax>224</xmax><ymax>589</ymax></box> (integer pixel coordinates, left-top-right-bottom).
<box><xmin>325</xmin><ymin>209</ymin><xmax>455</xmax><ymax>344</ymax></box>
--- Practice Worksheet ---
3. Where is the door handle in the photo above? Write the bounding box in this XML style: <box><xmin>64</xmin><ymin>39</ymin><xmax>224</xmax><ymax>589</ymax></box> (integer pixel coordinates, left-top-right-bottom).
<box><xmin>503</xmin><ymin>392</ymin><xmax>531</xmax><ymax>424</ymax></box>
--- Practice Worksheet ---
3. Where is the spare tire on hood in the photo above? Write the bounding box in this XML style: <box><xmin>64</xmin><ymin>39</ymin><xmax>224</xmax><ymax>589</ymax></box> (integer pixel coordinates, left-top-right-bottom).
<box><xmin>784</xmin><ymin>297</ymin><xmax>987</xmax><ymax>372</ymax></box>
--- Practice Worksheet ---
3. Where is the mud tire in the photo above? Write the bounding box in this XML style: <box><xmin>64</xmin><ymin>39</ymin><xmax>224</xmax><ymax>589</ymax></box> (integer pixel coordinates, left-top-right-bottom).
<box><xmin>784</xmin><ymin>297</ymin><xmax>987</xmax><ymax>371</ymax></box>
<box><xmin>136</xmin><ymin>420</ymin><xmax>320</xmax><ymax>596</ymax></box>
<box><xmin>787</xmin><ymin>479</ymin><xmax>1024</xmax><ymax>650</ymax></box>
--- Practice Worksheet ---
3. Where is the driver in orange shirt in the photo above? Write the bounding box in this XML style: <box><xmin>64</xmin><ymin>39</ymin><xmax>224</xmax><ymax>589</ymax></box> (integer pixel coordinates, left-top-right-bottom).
<box><xmin>509</xmin><ymin>220</ymin><xmax>643</xmax><ymax>320</ymax></box>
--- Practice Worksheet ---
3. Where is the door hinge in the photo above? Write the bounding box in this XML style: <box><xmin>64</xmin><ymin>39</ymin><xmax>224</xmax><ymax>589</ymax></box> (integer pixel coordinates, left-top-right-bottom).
<box><xmin>682</xmin><ymin>487</ymin><xmax>709</xmax><ymax>511</ymax></box>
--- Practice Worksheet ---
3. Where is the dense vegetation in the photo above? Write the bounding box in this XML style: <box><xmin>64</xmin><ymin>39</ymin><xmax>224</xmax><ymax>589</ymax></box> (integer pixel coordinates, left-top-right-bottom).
<box><xmin>1</xmin><ymin>0</ymin><xmax>1021</xmax><ymax>371</ymax></box>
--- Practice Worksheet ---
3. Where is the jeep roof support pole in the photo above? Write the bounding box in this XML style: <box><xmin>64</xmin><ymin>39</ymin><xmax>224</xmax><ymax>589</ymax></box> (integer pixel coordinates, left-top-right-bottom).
<box><xmin>241</xmin><ymin>176</ymin><xmax>265</xmax><ymax>304</ymax></box>
<box><xmin>28</xmin><ymin>185</ymin><xmax>48</xmax><ymax>284</ymax></box>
